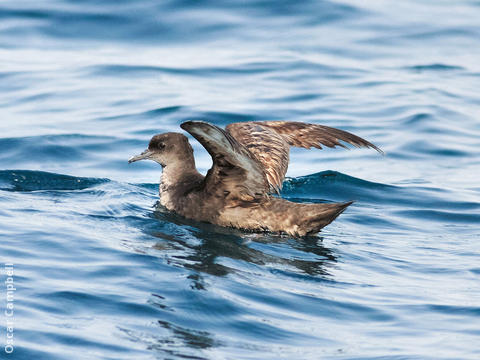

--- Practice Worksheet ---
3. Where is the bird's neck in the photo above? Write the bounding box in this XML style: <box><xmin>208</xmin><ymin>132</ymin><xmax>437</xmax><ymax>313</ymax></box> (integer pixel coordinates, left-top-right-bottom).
<box><xmin>159</xmin><ymin>156</ymin><xmax>199</xmax><ymax>192</ymax></box>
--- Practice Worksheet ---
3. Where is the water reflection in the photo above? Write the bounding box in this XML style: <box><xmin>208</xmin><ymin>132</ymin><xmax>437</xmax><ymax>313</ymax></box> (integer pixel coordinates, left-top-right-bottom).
<box><xmin>137</xmin><ymin>205</ymin><xmax>338</xmax><ymax>357</ymax></box>
<box><xmin>150</xmin><ymin>204</ymin><xmax>337</xmax><ymax>280</ymax></box>
<box><xmin>120</xmin><ymin>323</ymin><xmax>214</xmax><ymax>360</ymax></box>
<box><xmin>156</xmin><ymin>320</ymin><xmax>217</xmax><ymax>350</ymax></box>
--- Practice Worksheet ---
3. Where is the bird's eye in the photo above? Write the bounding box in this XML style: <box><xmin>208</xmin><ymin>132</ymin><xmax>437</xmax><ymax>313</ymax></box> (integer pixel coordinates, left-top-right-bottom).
<box><xmin>159</xmin><ymin>142</ymin><xmax>165</xmax><ymax>149</ymax></box>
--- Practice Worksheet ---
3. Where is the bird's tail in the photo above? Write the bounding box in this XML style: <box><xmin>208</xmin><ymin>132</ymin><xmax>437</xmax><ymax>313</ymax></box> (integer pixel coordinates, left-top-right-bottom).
<box><xmin>255</xmin><ymin>198</ymin><xmax>353</xmax><ymax>236</ymax></box>
<box><xmin>299</xmin><ymin>201</ymin><xmax>353</xmax><ymax>236</ymax></box>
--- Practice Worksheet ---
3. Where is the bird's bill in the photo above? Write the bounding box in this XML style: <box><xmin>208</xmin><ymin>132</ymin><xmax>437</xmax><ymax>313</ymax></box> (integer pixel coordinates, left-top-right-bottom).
<box><xmin>128</xmin><ymin>149</ymin><xmax>154</xmax><ymax>163</ymax></box>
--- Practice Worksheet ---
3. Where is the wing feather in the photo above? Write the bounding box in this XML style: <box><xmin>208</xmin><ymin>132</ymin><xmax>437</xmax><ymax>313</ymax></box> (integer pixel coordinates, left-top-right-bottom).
<box><xmin>257</xmin><ymin>121</ymin><xmax>384</xmax><ymax>153</ymax></box>
<box><xmin>180</xmin><ymin>121</ymin><xmax>269</xmax><ymax>201</ymax></box>
<box><xmin>226</xmin><ymin>122</ymin><xmax>289</xmax><ymax>193</ymax></box>
<box><xmin>227</xmin><ymin>121</ymin><xmax>383</xmax><ymax>192</ymax></box>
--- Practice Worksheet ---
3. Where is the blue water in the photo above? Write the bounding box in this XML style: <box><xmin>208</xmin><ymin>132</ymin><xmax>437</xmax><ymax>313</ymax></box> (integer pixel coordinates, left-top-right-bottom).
<box><xmin>1</xmin><ymin>0</ymin><xmax>480</xmax><ymax>359</ymax></box>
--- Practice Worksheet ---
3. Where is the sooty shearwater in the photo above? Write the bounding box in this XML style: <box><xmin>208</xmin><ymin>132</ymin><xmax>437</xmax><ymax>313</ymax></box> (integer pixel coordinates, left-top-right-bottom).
<box><xmin>129</xmin><ymin>121</ymin><xmax>382</xmax><ymax>236</ymax></box>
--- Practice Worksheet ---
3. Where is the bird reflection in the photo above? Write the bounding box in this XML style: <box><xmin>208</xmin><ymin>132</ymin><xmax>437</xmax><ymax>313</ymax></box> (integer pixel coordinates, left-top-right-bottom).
<box><xmin>120</xmin><ymin>321</ymin><xmax>214</xmax><ymax>360</ymax></box>
<box><xmin>150</xmin><ymin>203</ymin><xmax>338</xmax><ymax>284</ymax></box>
<box><xmin>129</xmin><ymin>204</ymin><xmax>339</xmax><ymax>357</ymax></box>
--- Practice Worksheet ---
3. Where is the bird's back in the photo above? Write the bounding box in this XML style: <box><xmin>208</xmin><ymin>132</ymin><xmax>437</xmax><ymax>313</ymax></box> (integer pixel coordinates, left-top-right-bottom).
<box><xmin>217</xmin><ymin>196</ymin><xmax>353</xmax><ymax>236</ymax></box>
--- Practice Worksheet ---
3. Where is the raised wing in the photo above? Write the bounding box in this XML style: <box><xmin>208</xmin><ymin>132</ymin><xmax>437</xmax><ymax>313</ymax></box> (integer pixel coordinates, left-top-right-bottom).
<box><xmin>180</xmin><ymin>121</ymin><xmax>270</xmax><ymax>202</ymax></box>
<box><xmin>227</xmin><ymin>121</ymin><xmax>383</xmax><ymax>192</ymax></box>
<box><xmin>256</xmin><ymin>121</ymin><xmax>383</xmax><ymax>153</ymax></box>
<box><xmin>226</xmin><ymin>122</ymin><xmax>289</xmax><ymax>194</ymax></box>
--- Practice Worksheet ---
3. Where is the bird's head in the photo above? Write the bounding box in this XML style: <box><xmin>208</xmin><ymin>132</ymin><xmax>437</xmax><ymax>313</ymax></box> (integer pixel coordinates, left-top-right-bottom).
<box><xmin>128</xmin><ymin>132</ymin><xmax>193</xmax><ymax>167</ymax></box>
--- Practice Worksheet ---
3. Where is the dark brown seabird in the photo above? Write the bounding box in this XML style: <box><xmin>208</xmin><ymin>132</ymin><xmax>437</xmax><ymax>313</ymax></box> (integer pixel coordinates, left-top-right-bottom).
<box><xmin>129</xmin><ymin>121</ymin><xmax>382</xmax><ymax>236</ymax></box>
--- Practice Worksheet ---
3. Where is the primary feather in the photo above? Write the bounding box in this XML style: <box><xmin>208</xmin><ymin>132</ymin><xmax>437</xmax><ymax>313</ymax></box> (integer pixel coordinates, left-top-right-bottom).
<box><xmin>226</xmin><ymin>121</ymin><xmax>383</xmax><ymax>192</ymax></box>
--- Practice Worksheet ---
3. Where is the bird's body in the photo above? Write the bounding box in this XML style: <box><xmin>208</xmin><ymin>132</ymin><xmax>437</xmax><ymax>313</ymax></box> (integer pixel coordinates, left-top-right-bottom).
<box><xmin>129</xmin><ymin>121</ymin><xmax>382</xmax><ymax>236</ymax></box>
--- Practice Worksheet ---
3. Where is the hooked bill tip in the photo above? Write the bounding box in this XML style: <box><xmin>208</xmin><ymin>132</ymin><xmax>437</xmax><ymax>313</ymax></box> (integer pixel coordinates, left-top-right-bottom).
<box><xmin>128</xmin><ymin>150</ymin><xmax>152</xmax><ymax>164</ymax></box>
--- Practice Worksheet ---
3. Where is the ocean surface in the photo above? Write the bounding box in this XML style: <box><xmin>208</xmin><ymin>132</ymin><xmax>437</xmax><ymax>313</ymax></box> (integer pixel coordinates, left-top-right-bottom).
<box><xmin>1</xmin><ymin>0</ymin><xmax>480</xmax><ymax>359</ymax></box>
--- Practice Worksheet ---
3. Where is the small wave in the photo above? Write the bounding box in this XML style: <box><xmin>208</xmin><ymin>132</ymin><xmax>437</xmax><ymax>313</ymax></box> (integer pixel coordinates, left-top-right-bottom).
<box><xmin>281</xmin><ymin>171</ymin><xmax>480</xmax><ymax>219</ymax></box>
<box><xmin>0</xmin><ymin>133</ymin><xmax>126</xmax><ymax>160</ymax></box>
<box><xmin>405</xmin><ymin>64</ymin><xmax>465</xmax><ymax>72</ymax></box>
<box><xmin>88</xmin><ymin>63</ymin><xmax>280</xmax><ymax>78</ymax></box>
<box><xmin>0</xmin><ymin>170</ymin><xmax>108</xmax><ymax>192</ymax></box>
<box><xmin>282</xmin><ymin>170</ymin><xmax>395</xmax><ymax>203</ymax></box>
<box><xmin>394</xmin><ymin>209</ymin><xmax>480</xmax><ymax>224</ymax></box>
<box><xmin>399</xmin><ymin>140</ymin><xmax>470</xmax><ymax>158</ymax></box>
<box><xmin>402</xmin><ymin>113</ymin><xmax>433</xmax><ymax>125</ymax></box>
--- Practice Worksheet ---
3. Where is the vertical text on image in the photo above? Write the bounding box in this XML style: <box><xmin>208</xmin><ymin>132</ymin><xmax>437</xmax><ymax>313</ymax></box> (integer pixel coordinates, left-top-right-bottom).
<box><xmin>4</xmin><ymin>263</ymin><xmax>15</xmax><ymax>354</ymax></box>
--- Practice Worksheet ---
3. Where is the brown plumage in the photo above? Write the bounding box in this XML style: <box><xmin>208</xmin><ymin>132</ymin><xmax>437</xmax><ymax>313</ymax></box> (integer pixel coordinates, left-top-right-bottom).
<box><xmin>128</xmin><ymin>120</ymin><xmax>382</xmax><ymax>236</ymax></box>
